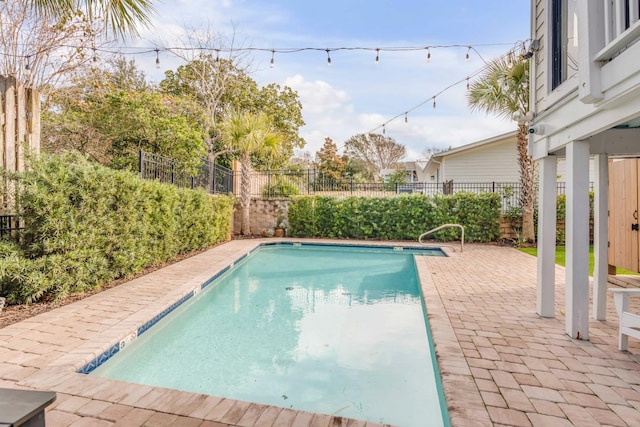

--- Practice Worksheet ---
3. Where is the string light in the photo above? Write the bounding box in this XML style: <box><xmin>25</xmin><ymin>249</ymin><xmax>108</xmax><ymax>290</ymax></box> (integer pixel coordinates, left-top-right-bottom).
<box><xmin>404</xmin><ymin>113</ymin><xmax>408</xmax><ymax>123</ymax></box>
<box><xmin>9</xmin><ymin>39</ymin><xmax>529</xmax><ymax>138</ymax></box>
<box><xmin>270</xmin><ymin>50</ymin><xmax>275</xmax><ymax>68</ymax></box>
<box><xmin>382</xmin><ymin>124</ymin><xmax>386</xmax><ymax>134</ymax></box>
<box><xmin>363</xmin><ymin>44</ymin><xmax>527</xmax><ymax>135</ymax></box>
<box><xmin>4</xmin><ymin>42</ymin><xmax>518</xmax><ymax>72</ymax></box>
<box><xmin>92</xmin><ymin>48</ymin><xmax>98</xmax><ymax>63</ymax></box>
<box><xmin>466</xmin><ymin>46</ymin><xmax>471</xmax><ymax>62</ymax></box>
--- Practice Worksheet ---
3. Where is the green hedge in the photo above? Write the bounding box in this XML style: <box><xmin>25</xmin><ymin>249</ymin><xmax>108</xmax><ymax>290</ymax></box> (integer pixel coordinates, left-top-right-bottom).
<box><xmin>0</xmin><ymin>152</ymin><xmax>234</xmax><ymax>304</ymax></box>
<box><xmin>288</xmin><ymin>192</ymin><xmax>501</xmax><ymax>242</ymax></box>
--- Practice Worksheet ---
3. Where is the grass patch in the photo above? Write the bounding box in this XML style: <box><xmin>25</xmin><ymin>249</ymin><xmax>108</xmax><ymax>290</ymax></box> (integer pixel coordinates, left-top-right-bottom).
<box><xmin>519</xmin><ymin>246</ymin><xmax>638</xmax><ymax>276</ymax></box>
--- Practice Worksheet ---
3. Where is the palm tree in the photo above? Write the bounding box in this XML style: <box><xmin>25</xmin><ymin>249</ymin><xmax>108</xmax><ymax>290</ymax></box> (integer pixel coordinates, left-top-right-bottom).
<box><xmin>26</xmin><ymin>0</ymin><xmax>156</xmax><ymax>38</ymax></box>
<box><xmin>220</xmin><ymin>110</ymin><xmax>281</xmax><ymax>235</ymax></box>
<box><xmin>467</xmin><ymin>51</ymin><xmax>535</xmax><ymax>243</ymax></box>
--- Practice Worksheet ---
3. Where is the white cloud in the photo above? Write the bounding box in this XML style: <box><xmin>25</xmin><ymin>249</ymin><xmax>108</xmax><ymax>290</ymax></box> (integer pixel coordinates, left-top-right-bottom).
<box><xmin>284</xmin><ymin>75</ymin><xmax>351</xmax><ymax>115</ymax></box>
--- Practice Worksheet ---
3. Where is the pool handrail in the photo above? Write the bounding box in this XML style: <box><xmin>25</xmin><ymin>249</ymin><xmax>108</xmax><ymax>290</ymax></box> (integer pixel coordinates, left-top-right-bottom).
<box><xmin>419</xmin><ymin>223</ymin><xmax>464</xmax><ymax>252</ymax></box>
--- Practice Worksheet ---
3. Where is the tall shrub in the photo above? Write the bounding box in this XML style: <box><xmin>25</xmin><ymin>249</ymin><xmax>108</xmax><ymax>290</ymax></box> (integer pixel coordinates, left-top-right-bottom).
<box><xmin>288</xmin><ymin>193</ymin><xmax>501</xmax><ymax>242</ymax></box>
<box><xmin>0</xmin><ymin>152</ymin><xmax>234</xmax><ymax>303</ymax></box>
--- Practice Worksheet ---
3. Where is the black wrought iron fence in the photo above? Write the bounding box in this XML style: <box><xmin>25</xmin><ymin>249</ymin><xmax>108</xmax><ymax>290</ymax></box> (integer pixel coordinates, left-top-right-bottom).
<box><xmin>139</xmin><ymin>151</ymin><xmax>234</xmax><ymax>195</ymax></box>
<box><xmin>0</xmin><ymin>214</ymin><xmax>22</xmax><ymax>240</ymax></box>
<box><xmin>249</xmin><ymin>169</ymin><xmax>594</xmax><ymax>211</ymax></box>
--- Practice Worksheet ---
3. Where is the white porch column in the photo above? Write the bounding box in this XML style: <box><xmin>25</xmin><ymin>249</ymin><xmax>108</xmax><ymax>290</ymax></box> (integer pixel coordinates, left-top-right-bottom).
<box><xmin>566</xmin><ymin>140</ymin><xmax>591</xmax><ymax>339</ymax></box>
<box><xmin>537</xmin><ymin>156</ymin><xmax>557</xmax><ymax>318</ymax></box>
<box><xmin>593</xmin><ymin>154</ymin><xmax>609</xmax><ymax>320</ymax></box>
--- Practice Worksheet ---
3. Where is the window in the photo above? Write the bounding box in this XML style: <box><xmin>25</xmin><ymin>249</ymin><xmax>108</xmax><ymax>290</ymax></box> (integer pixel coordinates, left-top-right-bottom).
<box><xmin>551</xmin><ymin>0</ymin><xmax>579</xmax><ymax>89</ymax></box>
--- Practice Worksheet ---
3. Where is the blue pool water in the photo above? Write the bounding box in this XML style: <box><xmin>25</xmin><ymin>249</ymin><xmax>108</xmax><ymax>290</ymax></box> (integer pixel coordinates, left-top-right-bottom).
<box><xmin>91</xmin><ymin>244</ymin><xmax>448</xmax><ymax>426</ymax></box>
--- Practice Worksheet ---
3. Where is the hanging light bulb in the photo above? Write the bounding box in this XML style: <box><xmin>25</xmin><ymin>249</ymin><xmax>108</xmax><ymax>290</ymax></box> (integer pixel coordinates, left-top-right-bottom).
<box><xmin>92</xmin><ymin>48</ymin><xmax>98</xmax><ymax>63</ymax></box>
<box><xmin>215</xmin><ymin>49</ymin><xmax>220</xmax><ymax>62</ymax></box>
<box><xmin>155</xmin><ymin>49</ymin><xmax>160</xmax><ymax>69</ymax></box>
<box><xmin>25</xmin><ymin>56</ymin><xmax>31</xmax><ymax>72</ymax></box>
<box><xmin>427</xmin><ymin>47</ymin><xmax>431</xmax><ymax>63</ymax></box>
<box><xmin>466</xmin><ymin>77</ymin><xmax>470</xmax><ymax>90</ymax></box>
<box><xmin>382</xmin><ymin>124</ymin><xmax>386</xmax><ymax>134</ymax></box>
<box><xmin>466</xmin><ymin>46</ymin><xmax>471</xmax><ymax>62</ymax></box>
<box><xmin>433</xmin><ymin>97</ymin><xmax>437</xmax><ymax>109</ymax></box>
<box><xmin>326</xmin><ymin>49</ymin><xmax>332</xmax><ymax>66</ymax></box>
<box><xmin>270</xmin><ymin>50</ymin><xmax>275</xmax><ymax>68</ymax></box>
<box><xmin>375</xmin><ymin>48</ymin><xmax>380</xmax><ymax>64</ymax></box>
<box><xmin>404</xmin><ymin>113</ymin><xmax>408</xmax><ymax>123</ymax></box>
<box><xmin>506</xmin><ymin>53</ymin><xmax>513</xmax><ymax>68</ymax></box>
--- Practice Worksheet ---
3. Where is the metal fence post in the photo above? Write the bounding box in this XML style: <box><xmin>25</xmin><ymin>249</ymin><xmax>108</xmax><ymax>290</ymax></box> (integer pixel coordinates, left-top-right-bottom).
<box><xmin>212</xmin><ymin>163</ymin><xmax>216</xmax><ymax>194</ymax></box>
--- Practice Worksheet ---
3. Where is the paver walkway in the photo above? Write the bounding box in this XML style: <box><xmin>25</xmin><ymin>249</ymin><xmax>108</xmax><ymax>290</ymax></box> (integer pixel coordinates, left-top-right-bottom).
<box><xmin>1</xmin><ymin>239</ymin><xmax>639</xmax><ymax>426</ymax></box>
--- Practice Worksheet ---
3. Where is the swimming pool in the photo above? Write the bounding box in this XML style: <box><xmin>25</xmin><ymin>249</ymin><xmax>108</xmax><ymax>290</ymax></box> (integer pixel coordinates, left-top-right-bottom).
<box><xmin>89</xmin><ymin>243</ymin><xmax>449</xmax><ymax>426</ymax></box>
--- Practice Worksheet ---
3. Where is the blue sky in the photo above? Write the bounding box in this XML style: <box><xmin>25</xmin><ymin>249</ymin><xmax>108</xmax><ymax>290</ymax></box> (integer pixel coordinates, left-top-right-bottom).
<box><xmin>138</xmin><ymin>0</ymin><xmax>531</xmax><ymax>160</ymax></box>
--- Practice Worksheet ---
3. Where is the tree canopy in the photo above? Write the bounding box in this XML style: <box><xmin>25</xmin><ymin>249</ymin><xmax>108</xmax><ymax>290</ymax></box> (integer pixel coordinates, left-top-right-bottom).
<box><xmin>159</xmin><ymin>57</ymin><xmax>304</xmax><ymax>168</ymax></box>
<box><xmin>42</xmin><ymin>60</ymin><xmax>207</xmax><ymax>170</ymax></box>
<box><xmin>316</xmin><ymin>137</ymin><xmax>347</xmax><ymax>182</ymax></box>
<box><xmin>344</xmin><ymin>133</ymin><xmax>406</xmax><ymax>179</ymax></box>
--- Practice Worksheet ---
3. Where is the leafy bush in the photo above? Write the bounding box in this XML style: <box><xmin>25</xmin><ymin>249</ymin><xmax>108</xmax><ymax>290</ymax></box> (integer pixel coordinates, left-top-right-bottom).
<box><xmin>288</xmin><ymin>192</ymin><xmax>501</xmax><ymax>242</ymax></box>
<box><xmin>0</xmin><ymin>152</ymin><xmax>234</xmax><ymax>304</ymax></box>
<box><xmin>262</xmin><ymin>176</ymin><xmax>300</xmax><ymax>197</ymax></box>
<box><xmin>527</xmin><ymin>192</ymin><xmax>593</xmax><ymax>244</ymax></box>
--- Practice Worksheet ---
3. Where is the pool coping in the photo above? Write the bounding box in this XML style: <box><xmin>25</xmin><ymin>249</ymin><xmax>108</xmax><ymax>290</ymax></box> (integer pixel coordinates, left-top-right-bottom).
<box><xmin>6</xmin><ymin>238</ymin><xmax>473</xmax><ymax>426</ymax></box>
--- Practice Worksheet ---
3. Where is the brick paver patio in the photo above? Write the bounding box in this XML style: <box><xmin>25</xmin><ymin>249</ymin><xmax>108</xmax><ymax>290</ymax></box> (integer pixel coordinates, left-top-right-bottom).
<box><xmin>1</xmin><ymin>239</ymin><xmax>640</xmax><ymax>426</ymax></box>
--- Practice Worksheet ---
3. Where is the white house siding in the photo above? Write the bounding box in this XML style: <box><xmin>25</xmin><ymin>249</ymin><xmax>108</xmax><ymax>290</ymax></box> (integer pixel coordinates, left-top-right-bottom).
<box><xmin>533</xmin><ymin>0</ymin><xmax>546</xmax><ymax>113</ymax></box>
<box><xmin>440</xmin><ymin>138</ymin><xmax>519</xmax><ymax>183</ymax></box>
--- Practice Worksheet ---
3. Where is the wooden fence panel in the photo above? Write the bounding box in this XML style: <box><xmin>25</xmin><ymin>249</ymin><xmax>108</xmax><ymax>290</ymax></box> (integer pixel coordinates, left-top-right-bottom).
<box><xmin>1</xmin><ymin>75</ymin><xmax>41</xmax><ymax>211</ymax></box>
<box><xmin>3</xmin><ymin>75</ymin><xmax>17</xmax><ymax>173</ymax></box>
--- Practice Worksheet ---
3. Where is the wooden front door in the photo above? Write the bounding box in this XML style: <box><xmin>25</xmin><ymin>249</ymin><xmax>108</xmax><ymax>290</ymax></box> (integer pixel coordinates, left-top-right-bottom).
<box><xmin>608</xmin><ymin>159</ymin><xmax>640</xmax><ymax>272</ymax></box>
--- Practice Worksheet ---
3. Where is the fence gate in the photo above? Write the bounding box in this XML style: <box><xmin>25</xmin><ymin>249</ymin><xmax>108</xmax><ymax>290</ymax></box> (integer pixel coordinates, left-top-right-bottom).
<box><xmin>609</xmin><ymin>159</ymin><xmax>640</xmax><ymax>272</ymax></box>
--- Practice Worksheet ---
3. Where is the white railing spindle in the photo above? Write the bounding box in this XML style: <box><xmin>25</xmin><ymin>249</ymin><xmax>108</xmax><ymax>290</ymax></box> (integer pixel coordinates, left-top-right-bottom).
<box><xmin>631</xmin><ymin>0</ymin><xmax>640</xmax><ymax>26</ymax></box>
<box><xmin>604</xmin><ymin>0</ymin><xmax>614</xmax><ymax>44</ymax></box>
<box><xmin>615</xmin><ymin>0</ymin><xmax>626</xmax><ymax>37</ymax></box>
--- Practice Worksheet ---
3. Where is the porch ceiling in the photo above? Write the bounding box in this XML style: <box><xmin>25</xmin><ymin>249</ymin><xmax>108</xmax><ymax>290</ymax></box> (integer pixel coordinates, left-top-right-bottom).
<box><xmin>549</xmin><ymin>127</ymin><xmax>640</xmax><ymax>157</ymax></box>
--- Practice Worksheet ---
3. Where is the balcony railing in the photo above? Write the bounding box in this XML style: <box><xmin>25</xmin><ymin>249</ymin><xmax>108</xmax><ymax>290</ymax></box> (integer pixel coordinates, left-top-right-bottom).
<box><xmin>597</xmin><ymin>0</ymin><xmax>640</xmax><ymax>61</ymax></box>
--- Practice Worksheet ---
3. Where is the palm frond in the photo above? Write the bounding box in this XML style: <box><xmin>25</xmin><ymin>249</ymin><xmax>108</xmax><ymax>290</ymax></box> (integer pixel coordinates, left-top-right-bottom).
<box><xmin>27</xmin><ymin>0</ymin><xmax>156</xmax><ymax>39</ymax></box>
<box><xmin>467</xmin><ymin>52</ymin><xmax>529</xmax><ymax>121</ymax></box>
